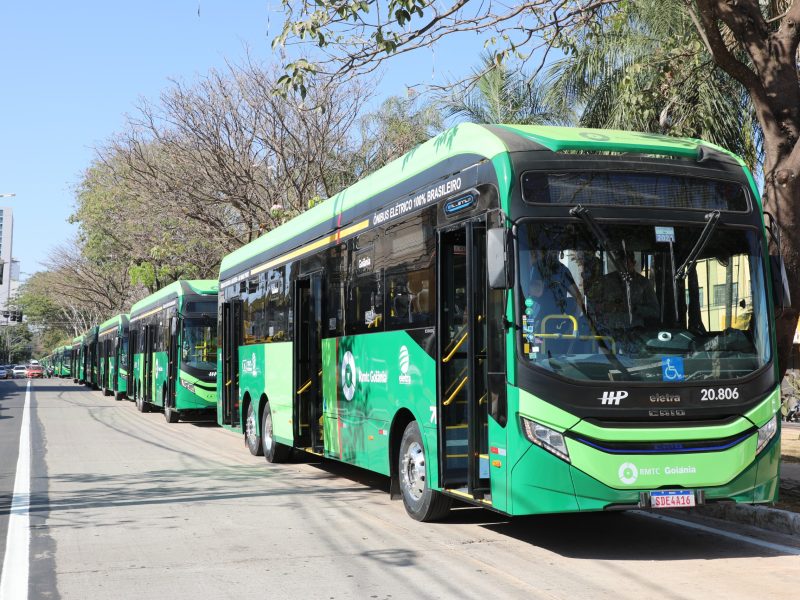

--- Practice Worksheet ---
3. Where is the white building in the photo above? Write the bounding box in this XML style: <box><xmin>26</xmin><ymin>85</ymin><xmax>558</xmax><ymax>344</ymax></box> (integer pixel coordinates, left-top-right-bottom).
<box><xmin>0</xmin><ymin>207</ymin><xmax>19</xmax><ymax>319</ymax></box>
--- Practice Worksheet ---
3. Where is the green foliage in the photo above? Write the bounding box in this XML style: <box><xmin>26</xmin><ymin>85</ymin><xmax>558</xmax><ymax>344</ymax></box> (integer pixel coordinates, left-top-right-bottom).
<box><xmin>441</xmin><ymin>54</ymin><xmax>575</xmax><ymax>126</ymax></box>
<box><xmin>545</xmin><ymin>0</ymin><xmax>762</xmax><ymax>172</ymax></box>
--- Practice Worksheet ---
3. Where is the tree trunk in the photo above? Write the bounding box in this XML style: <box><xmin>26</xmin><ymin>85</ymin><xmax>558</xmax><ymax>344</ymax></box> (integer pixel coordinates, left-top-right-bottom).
<box><xmin>763</xmin><ymin>153</ymin><xmax>800</xmax><ymax>377</ymax></box>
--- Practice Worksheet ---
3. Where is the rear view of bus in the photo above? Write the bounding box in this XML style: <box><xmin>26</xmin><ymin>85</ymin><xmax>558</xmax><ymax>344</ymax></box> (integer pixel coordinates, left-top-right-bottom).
<box><xmin>98</xmin><ymin>314</ymin><xmax>130</xmax><ymax>400</ymax></box>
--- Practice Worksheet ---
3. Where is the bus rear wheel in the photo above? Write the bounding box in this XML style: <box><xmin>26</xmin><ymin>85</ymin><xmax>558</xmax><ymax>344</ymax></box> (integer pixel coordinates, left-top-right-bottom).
<box><xmin>245</xmin><ymin>401</ymin><xmax>263</xmax><ymax>456</ymax></box>
<box><xmin>262</xmin><ymin>402</ymin><xmax>289</xmax><ymax>463</ymax></box>
<box><xmin>398</xmin><ymin>421</ymin><xmax>451</xmax><ymax>522</ymax></box>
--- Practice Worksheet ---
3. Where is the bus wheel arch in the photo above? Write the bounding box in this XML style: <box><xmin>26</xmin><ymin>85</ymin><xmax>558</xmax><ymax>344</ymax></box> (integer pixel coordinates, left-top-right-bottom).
<box><xmin>397</xmin><ymin>419</ymin><xmax>452</xmax><ymax>522</ymax></box>
<box><xmin>262</xmin><ymin>399</ymin><xmax>290</xmax><ymax>464</ymax></box>
<box><xmin>389</xmin><ymin>409</ymin><xmax>417</xmax><ymax>500</ymax></box>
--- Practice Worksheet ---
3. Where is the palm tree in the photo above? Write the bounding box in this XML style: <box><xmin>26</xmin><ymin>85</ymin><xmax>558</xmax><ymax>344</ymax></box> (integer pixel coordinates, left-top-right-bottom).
<box><xmin>441</xmin><ymin>54</ymin><xmax>575</xmax><ymax>126</ymax></box>
<box><xmin>544</xmin><ymin>0</ymin><xmax>762</xmax><ymax>173</ymax></box>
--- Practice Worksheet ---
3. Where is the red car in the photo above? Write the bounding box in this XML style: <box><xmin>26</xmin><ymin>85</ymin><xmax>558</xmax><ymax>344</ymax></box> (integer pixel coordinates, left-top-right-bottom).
<box><xmin>26</xmin><ymin>365</ymin><xmax>44</xmax><ymax>378</ymax></box>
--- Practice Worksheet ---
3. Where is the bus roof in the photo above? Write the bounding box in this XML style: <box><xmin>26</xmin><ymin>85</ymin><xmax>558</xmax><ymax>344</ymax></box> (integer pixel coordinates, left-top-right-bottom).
<box><xmin>130</xmin><ymin>279</ymin><xmax>218</xmax><ymax>318</ymax></box>
<box><xmin>219</xmin><ymin>123</ymin><xmax>745</xmax><ymax>279</ymax></box>
<box><xmin>98</xmin><ymin>313</ymin><xmax>129</xmax><ymax>334</ymax></box>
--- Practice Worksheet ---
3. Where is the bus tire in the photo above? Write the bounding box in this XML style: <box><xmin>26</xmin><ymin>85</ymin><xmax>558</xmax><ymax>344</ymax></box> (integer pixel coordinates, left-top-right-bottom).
<box><xmin>245</xmin><ymin>401</ymin><xmax>263</xmax><ymax>456</ymax></box>
<box><xmin>262</xmin><ymin>402</ymin><xmax>289</xmax><ymax>463</ymax></box>
<box><xmin>103</xmin><ymin>386</ymin><xmax>112</xmax><ymax>397</ymax></box>
<box><xmin>399</xmin><ymin>421</ymin><xmax>451</xmax><ymax>522</ymax></box>
<box><xmin>114</xmin><ymin>390</ymin><xmax>124</xmax><ymax>401</ymax></box>
<box><xmin>164</xmin><ymin>387</ymin><xmax>180</xmax><ymax>423</ymax></box>
<box><xmin>136</xmin><ymin>387</ymin><xmax>149</xmax><ymax>413</ymax></box>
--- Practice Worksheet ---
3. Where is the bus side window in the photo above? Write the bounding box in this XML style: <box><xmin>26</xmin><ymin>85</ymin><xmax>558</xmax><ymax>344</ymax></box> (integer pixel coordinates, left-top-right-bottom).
<box><xmin>346</xmin><ymin>233</ymin><xmax>384</xmax><ymax>335</ymax></box>
<box><xmin>384</xmin><ymin>210</ymin><xmax>436</xmax><ymax>331</ymax></box>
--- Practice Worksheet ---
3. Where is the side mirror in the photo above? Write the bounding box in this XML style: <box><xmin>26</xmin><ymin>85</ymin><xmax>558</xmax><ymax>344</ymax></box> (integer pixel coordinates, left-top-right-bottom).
<box><xmin>770</xmin><ymin>255</ymin><xmax>791</xmax><ymax>314</ymax></box>
<box><xmin>487</xmin><ymin>228</ymin><xmax>513</xmax><ymax>289</ymax></box>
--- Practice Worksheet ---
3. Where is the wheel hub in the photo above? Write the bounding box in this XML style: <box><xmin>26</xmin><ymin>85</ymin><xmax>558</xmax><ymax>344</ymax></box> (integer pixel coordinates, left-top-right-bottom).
<box><xmin>402</xmin><ymin>441</ymin><xmax>426</xmax><ymax>501</ymax></box>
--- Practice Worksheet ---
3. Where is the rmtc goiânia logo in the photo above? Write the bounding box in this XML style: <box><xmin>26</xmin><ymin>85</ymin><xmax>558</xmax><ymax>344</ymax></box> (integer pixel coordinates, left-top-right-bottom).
<box><xmin>341</xmin><ymin>351</ymin><xmax>356</xmax><ymax>401</ymax></box>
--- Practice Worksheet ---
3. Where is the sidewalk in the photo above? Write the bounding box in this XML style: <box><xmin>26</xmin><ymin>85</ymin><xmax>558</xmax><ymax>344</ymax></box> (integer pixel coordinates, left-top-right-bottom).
<box><xmin>687</xmin><ymin>440</ymin><xmax>800</xmax><ymax>535</ymax></box>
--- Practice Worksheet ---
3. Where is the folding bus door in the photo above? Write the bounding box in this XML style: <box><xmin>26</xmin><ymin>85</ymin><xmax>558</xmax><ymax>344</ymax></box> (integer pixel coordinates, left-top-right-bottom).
<box><xmin>221</xmin><ymin>299</ymin><xmax>243</xmax><ymax>428</ymax></box>
<box><xmin>437</xmin><ymin>220</ymin><xmax>491</xmax><ymax>498</ymax></box>
<box><xmin>294</xmin><ymin>273</ymin><xmax>323</xmax><ymax>453</ymax></box>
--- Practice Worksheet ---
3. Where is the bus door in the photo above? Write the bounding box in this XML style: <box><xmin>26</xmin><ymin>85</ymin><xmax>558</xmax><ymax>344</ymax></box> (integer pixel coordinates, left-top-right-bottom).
<box><xmin>294</xmin><ymin>272</ymin><xmax>323</xmax><ymax>453</ymax></box>
<box><xmin>167</xmin><ymin>316</ymin><xmax>179</xmax><ymax>404</ymax></box>
<box><xmin>128</xmin><ymin>329</ymin><xmax>138</xmax><ymax>398</ymax></box>
<box><xmin>143</xmin><ymin>324</ymin><xmax>154</xmax><ymax>403</ymax></box>
<box><xmin>221</xmin><ymin>299</ymin><xmax>243</xmax><ymax>428</ymax></box>
<box><xmin>437</xmin><ymin>220</ymin><xmax>491</xmax><ymax>497</ymax></box>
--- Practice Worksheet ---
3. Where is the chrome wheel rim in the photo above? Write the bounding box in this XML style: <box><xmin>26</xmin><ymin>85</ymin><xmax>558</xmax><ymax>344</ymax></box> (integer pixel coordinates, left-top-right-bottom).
<box><xmin>246</xmin><ymin>407</ymin><xmax>258</xmax><ymax>449</ymax></box>
<box><xmin>402</xmin><ymin>441</ymin><xmax>426</xmax><ymax>501</ymax></box>
<box><xmin>263</xmin><ymin>410</ymin><xmax>273</xmax><ymax>452</ymax></box>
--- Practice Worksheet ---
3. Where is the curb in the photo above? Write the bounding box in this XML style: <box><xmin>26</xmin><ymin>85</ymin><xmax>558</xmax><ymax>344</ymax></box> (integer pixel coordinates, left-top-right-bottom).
<box><xmin>679</xmin><ymin>503</ymin><xmax>800</xmax><ymax>537</ymax></box>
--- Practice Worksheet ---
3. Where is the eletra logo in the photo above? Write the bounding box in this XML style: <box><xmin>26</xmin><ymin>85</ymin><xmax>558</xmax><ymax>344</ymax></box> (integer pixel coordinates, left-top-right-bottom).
<box><xmin>618</xmin><ymin>462</ymin><xmax>638</xmax><ymax>485</ymax></box>
<box><xmin>398</xmin><ymin>345</ymin><xmax>411</xmax><ymax>385</ymax></box>
<box><xmin>341</xmin><ymin>351</ymin><xmax>357</xmax><ymax>401</ymax></box>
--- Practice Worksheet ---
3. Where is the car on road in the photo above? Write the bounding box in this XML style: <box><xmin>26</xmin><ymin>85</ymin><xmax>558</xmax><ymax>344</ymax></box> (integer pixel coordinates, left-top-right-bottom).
<box><xmin>12</xmin><ymin>365</ymin><xmax>28</xmax><ymax>378</ymax></box>
<box><xmin>26</xmin><ymin>364</ymin><xmax>44</xmax><ymax>378</ymax></box>
<box><xmin>0</xmin><ymin>366</ymin><xmax>7</xmax><ymax>379</ymax></box>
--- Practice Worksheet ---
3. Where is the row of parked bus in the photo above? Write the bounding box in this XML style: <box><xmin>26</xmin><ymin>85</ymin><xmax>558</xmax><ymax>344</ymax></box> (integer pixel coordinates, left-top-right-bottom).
<box><xmin>42</xmin><ymin>280</ymin><xmax>218</xmax><ymax>422</ymax></box>
<box><xmin>37</xmin><ymin>124</ymin><xmax>787</xmax><ymax>521</ymax></box>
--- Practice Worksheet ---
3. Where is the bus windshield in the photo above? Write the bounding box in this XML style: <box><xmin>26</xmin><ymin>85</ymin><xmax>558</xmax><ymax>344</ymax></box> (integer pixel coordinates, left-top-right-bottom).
<box><xmin>517</xmin><ymin>221</ymin><xmax>771</xmax><ymax>382</ymax></box>
<box><xmin>182</xmin><ymin>318</ymin><xmax>218</xmax><ymax>371</ymax></box>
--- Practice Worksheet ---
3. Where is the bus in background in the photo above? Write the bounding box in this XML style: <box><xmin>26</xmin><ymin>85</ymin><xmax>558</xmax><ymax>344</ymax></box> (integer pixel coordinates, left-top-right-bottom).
<box><xmin>54</xmin><ymin>345</ymin><xmax>72</xmax><ymax>378</ymax></box>
<box><xmin>129</xmin><ymin>280</ymin><xmax>219</xmax><ymax>423</ymax></box>
<box><xmin>71</xmin><ymin>335</ymin><xmax>83</xmax><ymax>384</ymax></box>
<box><xmin>217</xmin><ymin>123</ymin><xmax>786</xmax><ymax>521</ymax></box>
<box><xmin>98</xmin><ymin>314</ymin><xmax>130</xmax><ymax>400</ymax></box>
<box><xmin>80</xmin><ymin>326</ymin><xmax>99</xmax><ymax>388</ymax></box>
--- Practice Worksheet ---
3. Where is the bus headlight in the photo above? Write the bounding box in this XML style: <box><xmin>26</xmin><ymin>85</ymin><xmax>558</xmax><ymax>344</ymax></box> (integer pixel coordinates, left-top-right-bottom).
<box><xmin>520</xmin><ymin>417</ymin><xmax>570</xmax><ymax>463</ymax></box>
<box><xmin>180</xmin><ymin>378</ymin><xmax>196</xmax><ymax>393</ymax></box>
<box><xmin>756</xmin><ymin>414</ymin><xmax>777</xmax><ymax>454</ymax></box>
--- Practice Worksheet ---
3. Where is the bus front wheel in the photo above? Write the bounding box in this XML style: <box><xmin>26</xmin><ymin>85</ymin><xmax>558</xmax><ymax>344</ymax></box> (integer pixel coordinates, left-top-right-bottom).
<box><xmin>164</xmin><ymin>387</ymin><xmax>179</xmax><ymax>423</ymax></box>
<box><xmin>398</xmin><ymin>421</ymin><xmax>451</xmax><ymax>522</ymax></box>
<box><xmin>262</xmin><ymin>402</ymin><xmax>289</xmax><ymax>463</ymax></box>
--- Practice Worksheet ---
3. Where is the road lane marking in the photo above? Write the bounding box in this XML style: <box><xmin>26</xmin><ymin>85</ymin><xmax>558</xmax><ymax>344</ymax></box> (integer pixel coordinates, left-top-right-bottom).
<box><xmin>638</xmin><ymin>511</ymin><xmax>800</xmax><ymax>556</ymax></box>
<box><xmin>0</xmin><ymin>381</ymin><xmax>31</xmax><ymax>600</ymax></box>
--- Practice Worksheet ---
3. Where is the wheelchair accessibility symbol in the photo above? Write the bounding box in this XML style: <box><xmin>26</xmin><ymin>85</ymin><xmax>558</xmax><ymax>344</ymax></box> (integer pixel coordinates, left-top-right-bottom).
<box><xmin>662</xmin><ymin>357</ymin><xmax>685</xmax><ymax>382</ymax></box>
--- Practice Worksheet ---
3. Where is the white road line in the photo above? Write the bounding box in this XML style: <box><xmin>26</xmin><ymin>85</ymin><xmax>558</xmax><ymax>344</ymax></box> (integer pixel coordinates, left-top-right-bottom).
<box><xmin>0</xmin><ymin>381</ymin><xmax>31</xmax><ymax>600</ymax></box>
<box><xmin>638</xmin><ymin>511</ymin><xmax>800</xmax><ymax>556</ymax></box>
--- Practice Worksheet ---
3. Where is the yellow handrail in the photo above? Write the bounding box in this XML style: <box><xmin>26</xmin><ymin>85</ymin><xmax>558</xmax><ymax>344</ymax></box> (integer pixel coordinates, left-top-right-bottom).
<box><xmin>443</xmin><ymin>332</ymin><xmax>468</xmax><ymax>363</ymax></box>
<box><xmin>444</xmin><ymin>376</ymin><xmax>468</xmax><ymax>406</ymax></box>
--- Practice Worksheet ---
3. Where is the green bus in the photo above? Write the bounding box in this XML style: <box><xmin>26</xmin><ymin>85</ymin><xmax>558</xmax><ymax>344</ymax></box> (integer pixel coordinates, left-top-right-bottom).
<box><xmin>71</xmin><ymin>335</ymin><xmax>84</xmax><ymax>384</ymax></box>
<box><xmin>79</xmin><ymin>326</ymin><xmax>99</xmax><ymax>388</ymax></box>
<box><xmin>228</xmin><ymin>123</ymin><xmax>781</xmax><ymax>520</ymax></box>
<box><xmin>98</xmin><ymin>314</ymin><xmax>130</xmax><ymax>400</ymax></box>
<box><xmin>129</xmin><ymin>280</ymin><xmax>219</xmax><ymax>422</ymax></box>
<box><xmin>54</xmin><ymin>345</ymin><xmax>72</xmax><ymax>378</ymax></box>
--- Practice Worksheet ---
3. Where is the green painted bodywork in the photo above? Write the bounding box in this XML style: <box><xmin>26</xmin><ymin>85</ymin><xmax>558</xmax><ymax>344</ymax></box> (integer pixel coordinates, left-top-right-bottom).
<box><xmin>98</xmin><ymin>313</ymin><xmax>129</xmax><ymax>396</ymax></box>
<box><xmin>131</xmin><ymin>280</ymin><xmax>218</xmax><ymax>413</ymax></box>
<box><xmin>216</xmin><ymin>123</ymin><xmax>779</xmax><ymax>516</ymax></box>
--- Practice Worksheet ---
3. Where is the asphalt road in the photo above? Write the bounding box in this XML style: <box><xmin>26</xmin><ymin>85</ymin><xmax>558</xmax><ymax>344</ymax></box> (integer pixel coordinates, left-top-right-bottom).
<box><xmin>2</xmin><ymin>378</ymin><xmax>799</xmax><ymax>599</ymax></box>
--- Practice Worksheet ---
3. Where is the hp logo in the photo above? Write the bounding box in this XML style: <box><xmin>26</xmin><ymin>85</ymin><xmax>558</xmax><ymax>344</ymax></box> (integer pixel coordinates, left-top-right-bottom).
<box><xmin>599</xmin><ymin>391</ymin><xmax>629</xmax><ymax>406</ymax></box>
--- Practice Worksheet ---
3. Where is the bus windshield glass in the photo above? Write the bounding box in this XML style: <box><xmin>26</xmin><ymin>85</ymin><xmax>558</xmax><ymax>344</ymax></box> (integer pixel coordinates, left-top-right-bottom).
<box><xmin>182</xmin><ymin>319</ymin><xmax>218</xmax><ymax>371</ymax></box>
<box><xmin>517</xmin><ymin>221</ymin><xmax>771</xmax><ymax>382</ymax></box>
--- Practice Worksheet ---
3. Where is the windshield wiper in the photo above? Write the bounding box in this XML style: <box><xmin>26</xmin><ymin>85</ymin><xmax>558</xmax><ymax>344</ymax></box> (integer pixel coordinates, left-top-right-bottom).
<box><xmin>675</xmin><ymin>210</ymin><xmax>721</xmax><ymax>280</ymax></box>
<box><xmin>570</xmin><ymin>204</ymin><xmax>634</xmax><ymax>325</ymax></box>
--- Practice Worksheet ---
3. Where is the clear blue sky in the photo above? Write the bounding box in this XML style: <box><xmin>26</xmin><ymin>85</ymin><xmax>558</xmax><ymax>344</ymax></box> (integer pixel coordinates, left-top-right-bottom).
<box><xmin>0</xmin><ymin>1</ymin><xmax>478</xmax><ymax>277</ymax></box>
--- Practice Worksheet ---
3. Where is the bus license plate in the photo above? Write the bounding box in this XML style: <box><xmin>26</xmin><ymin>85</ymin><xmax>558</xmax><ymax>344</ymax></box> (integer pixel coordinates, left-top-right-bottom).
<box><xmin>650</xmin><ymin>490</ymin><xmax>695</xmax><ymax>508</ymax></box>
